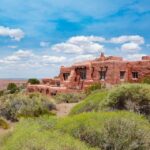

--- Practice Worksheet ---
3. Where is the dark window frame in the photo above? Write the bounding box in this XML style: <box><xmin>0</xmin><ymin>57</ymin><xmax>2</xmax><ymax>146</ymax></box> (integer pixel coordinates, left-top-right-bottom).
<box><xmin>132</xmin><ymin>72</ymin><xmax>138</xmax><ymax>79</ymax></box>
<box><xmin>120</xmin><ymin>71</ymin><xmax>125</xmax><ymax>79</ymax></box>
<box><xmin>63</xmin><ymin>73</ymin><xmax>70</xmax><ymax>81</ymax></box>
<box><xmin>76</xmin><ymin>67</ymin><xmax>87</xmax><ymax>80</ymax></box>
<box><xmin>99</xmin><ymin>71</ymin><xmax>106</xmax><ymax>80</ymax></box>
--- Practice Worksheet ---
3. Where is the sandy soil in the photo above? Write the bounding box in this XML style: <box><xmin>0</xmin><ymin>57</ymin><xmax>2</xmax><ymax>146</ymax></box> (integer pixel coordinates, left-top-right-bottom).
<box><xmin>56</xmin><ymin>103</ymin><xmax>77</xmax><ymax>117</ymax></box>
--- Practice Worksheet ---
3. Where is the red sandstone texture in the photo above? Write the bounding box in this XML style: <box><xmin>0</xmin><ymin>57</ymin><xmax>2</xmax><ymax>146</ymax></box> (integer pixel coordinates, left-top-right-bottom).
<box><xmin>27</xmin><ymin>53</ymin><xmax>150</xmax><ymax>95</ymax></box>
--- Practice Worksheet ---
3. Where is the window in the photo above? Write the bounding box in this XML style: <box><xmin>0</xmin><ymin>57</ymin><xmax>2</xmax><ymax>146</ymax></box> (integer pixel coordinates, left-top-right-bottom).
<box><xmin>99</xmin><ymin>71</ymin><xmax>106</xmax><ymax>80</ymax></box>
<box><xmin>56</xmin><ymin>82</ymin><xmax>60</xmax><ymax>87</ymax></box>
<box><xmin>80</xmin><ymin>68</ymin><xmax>86</xmax><ymax>80</ymax></box>
<box><xmin>76</xmin><ymin>68</ymin><xmax>86</xmax><ymax>80</ymax></box>
<box><xmin>132</xmin><ymin>72</ymin><xmax>138</xmax><ymax>79</ymax></box>
<box><xmin>120</xmin><ymin>71</ymin><xmax>125</xmax><ymax>79</ymax></box>
<box><xmin>63</xmin><ymin>73</ymin><xmax>70</xmax><ymax>80</ymax></box>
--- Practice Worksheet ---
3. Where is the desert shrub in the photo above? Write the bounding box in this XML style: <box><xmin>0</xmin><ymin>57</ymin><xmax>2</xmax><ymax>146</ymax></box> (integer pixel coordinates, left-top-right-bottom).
<box><xmin>85</xmin><ymin>82</ymin><xmax>102</xmax><ymax>95</ymax></box>
<box><xmin>70</xmin><ymin>90</ymin><xmax>108</xmax><ymax>115</ymax></box>
<box><xmin>0</xmin><ymin>90</ymin><xmax>4</xmax><ymax>96</ymax></box>
<box><xmin>142</xmin><ymin>76</ymin><xmax>150</xmax><ymax>84</ymax></box>
<box><xmin>0</xmin><ymin>117</ymin><xmax>9</xmax><ymax>129</ymax></box>
<box><xmin>56</xmin><ymin>111</ymin><xmax>150</xmax><ymax>150</ymax></box>
<box><xmin>7</xmin><ymin>83</ymin><xmax>19</xmax><ymax>94</ymax></box>
<box><xmin>54</xmin><ymin>93</ymin><xmax>86</xmax><ymax>103</ymax></box>
<box><xmin>105</xmin><ymin>84</ymin><xmax>150</xmax><ymax>117</ymax></box>
<box><xmin>1</xmin><ymin>117</ymin><xmax>95</xmax><ymax>150</ymax></box>
<box><xmin>0</xmin><ymin>93</ymin><xmax>56</xmax><ymax>121</ymax></box>
<box><xmin>27</xmin><ymin>78</ymin><xmax>40</xmax><ymax>85</ymax></box>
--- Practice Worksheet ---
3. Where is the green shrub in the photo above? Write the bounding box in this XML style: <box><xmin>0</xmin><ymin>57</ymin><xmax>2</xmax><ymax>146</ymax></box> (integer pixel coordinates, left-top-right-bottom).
<box><xmin>105</xmin><ymin>84</ymin><xmax>150</xmax><ymax>117</ymax></box>
<box><xmin>142</xmin><ymin>76</ymin><xmax>150</xmax><ymax>84</ymax></box>
<box><xmin>0</xmin><ymin>93</ymin><xmax>56</xmax><ymax>121</ymax></box>
<box><xmin>85</xmin><ymin>82</ymin><xmax>102</xmax><ymax>95</ymax></box>
<box><xmin>54</xmin><ymin>93</ymin><xmax>86</xmax><ymax>103</ymax></box>
<box><xmin>70</xmin><ymin>90</ymin><xmax>108</xmax><ymax>115</ymax></box>
<box><xmin>27</xmin><ymin>78</ymin><xmax>40</xmax><ymax>85</ymax></box>
<box><xmin>0</xmin><ymin>117</ymin><xmax>9</xmax><ymax>129</ymax></box>
<box><xmin>1</xmin><ymin>117</ymin><xmax>95</xmax><ymax>150</ymax></box>
<box><xmin>0</xmin><ymin>90</ymin><xmax>4</xmax><ymax>96</ymax></box>
<box><xmin>56</xmin><ymin>111</ymin><xmax>150</xmax><ymax>150</ymax></box>
<box><xmin>7</xmin><ymin>83</ymin><xmax>19</xmax><ymax>94</ymax></box>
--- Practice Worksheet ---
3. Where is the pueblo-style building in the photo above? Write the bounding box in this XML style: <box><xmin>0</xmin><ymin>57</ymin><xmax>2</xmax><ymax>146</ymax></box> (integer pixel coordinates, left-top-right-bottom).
<box><xmin>27</xmin><ymin>53</ymin><xmax>150</xmax><ymax>95</ymax></box>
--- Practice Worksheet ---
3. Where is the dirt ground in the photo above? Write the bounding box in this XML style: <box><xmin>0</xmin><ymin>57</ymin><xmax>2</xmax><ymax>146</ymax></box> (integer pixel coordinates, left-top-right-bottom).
<box><xmin>56</xmin><ymin>103</ymin><xmax>77</xmax><ymax>117</ymax></box>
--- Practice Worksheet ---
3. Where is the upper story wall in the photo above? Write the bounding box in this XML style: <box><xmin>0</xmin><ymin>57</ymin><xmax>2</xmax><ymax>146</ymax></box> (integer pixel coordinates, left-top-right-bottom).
<box><xmin>57</xmin><ymin>53</ymin><xmax>150</xmax><ymax>86</ymax></box>
<box><xmin>142</xmin><ymin>56</ymin><xmax>150</xmax><ymax>61</ymax></box>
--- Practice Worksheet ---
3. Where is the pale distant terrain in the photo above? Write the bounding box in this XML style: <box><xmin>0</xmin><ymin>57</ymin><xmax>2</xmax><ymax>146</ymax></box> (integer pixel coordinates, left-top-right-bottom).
<box><xmin>0</xmin><ymin>79</ymin><xmax>27</xmax><ymax>90</ymax></box>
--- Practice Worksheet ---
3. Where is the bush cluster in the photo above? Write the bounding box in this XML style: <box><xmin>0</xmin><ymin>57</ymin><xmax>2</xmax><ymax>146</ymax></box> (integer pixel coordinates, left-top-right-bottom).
<box><xmin>105</xmin><ymin>84</ymin><xmax>150</xmax><ymax>117</ymax></box>
<box><xmin>71</xmin><ymin>84</ymin><xmax>150</xmax><ymax>119</ymax></box>
<box><xmin>7</xmin><ymin>83</ymin><xmax>19</xmax><ymax>94</ymax></box>
<box><xmin>27</xmin><ymin>78</ymin><xmax>40</xmax><ymax>85</ymax></box>
<box><xmin>54</xmin><ymin>93</ymin><xmax>86</xmax><ymax>103</ymax></box>
<box><xmin>0</xmin><ymin>117</ymin><xmax>9</xmax><ymax>129</ymax></box>
<box><xmin>85</xmin><ymin>82</ymin><xmax>102</xmax><ymax>95</ymax></box>
<box><xmin>70</xmin><ymin>90</ymin><xmax>107</xmax><ymax>115</ymax></box>
<box><xmin>0</xmin><ymin>93</ymin><xmax>56</xmax><ymax>121</ymax></box>
<box><xmin>55</xmin><ymin>111</ymin><xmax>150</xmax><ymax>150</ymax></box>
<box><xmin>0</xmin><ymin>83</ymin><xmax>150</xmax><ymax>150</ymax></box>
<box><xmin>1</xmin><ymin>117</ymin><xmax>94</xmax><ymax>150</ymax></box>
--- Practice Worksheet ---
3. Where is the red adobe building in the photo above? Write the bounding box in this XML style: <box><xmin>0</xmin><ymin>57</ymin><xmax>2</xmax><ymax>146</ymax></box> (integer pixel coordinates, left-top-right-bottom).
<box><xmin>27</xmin><ymin>53</ymin><xmax>150</xmax><ymax>95</ymax></box>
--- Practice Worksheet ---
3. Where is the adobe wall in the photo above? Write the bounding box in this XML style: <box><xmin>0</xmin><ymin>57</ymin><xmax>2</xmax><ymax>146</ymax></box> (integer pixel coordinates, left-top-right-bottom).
<box><xmin>27</xmin><ymin>53</ymin><xmax>150</xmax><ymax>96</ymax></box>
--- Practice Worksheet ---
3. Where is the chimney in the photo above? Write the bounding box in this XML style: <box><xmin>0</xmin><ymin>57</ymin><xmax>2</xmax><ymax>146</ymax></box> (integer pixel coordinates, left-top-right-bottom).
<box><xmin>100</xmin><ymin>52</ymin><xmax>105</xmax><ymax>57</ymax></box>
<box><xmin>99</xmin><ymin>52</ymin><xmax>105</xmax><ymax>61</ymax></box>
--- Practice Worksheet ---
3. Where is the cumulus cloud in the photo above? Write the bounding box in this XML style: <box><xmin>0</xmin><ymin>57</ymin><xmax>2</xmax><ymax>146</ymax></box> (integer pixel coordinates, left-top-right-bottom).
<box><xmin>0</xmin><ymin>50</ymin><xmax>66</xmax><ymax>68</ymax></box>
<box><xmin>51</xmin><ymin>36</ymin><xmax>105</xmax><ymax>54</ymax></box>
<box><xmin>70</xmin><ymin>54</ymin><xmax>96</xmax><ymax>63</ymax></box>
<box><xmin>110</xmin><ymin>35</ymin><xmax>144</xmax><ymax>44</ymax></box>
<box><xmin>121</xmin><ymin>42</ymin><xmax>141</xmax><ymax>53</ymax></box>
<box><xmin>68</xmin><ymin>36</ymin><xmax>105</xmax><ymax>43</ymax></box>
<box><xmin>110</xmin><ymin>35</ymin><xmax>145</xmax><ymax>53</ymax></box>
<box><xmin>0</xmin><ymin>26</ymin><xmax>24</xmax><ymax>41</ymax></box>
<box><xmin>42</xmin><ymin>55</ymin><xmax>66</xmax><ymax>64</ymax></box>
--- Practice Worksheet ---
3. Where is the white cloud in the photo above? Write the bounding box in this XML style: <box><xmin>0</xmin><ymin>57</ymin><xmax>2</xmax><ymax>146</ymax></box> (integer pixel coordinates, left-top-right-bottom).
<box><xmin>51</xmin><ymin>43</ymin><xmax>82</xmax><ymax>54</ymax></box>
<box><xmin>121</xmin><ymin>42</ymin><xmax>141</xmax><ymax>53</ymax></box>
<box><xmin>71</xmin><ymin>54</ymin><xmax>96</xmax><ymax>63</ymax></box>
<box><xmin>51</xmin><ymin>36</ymin><xmax>105</xmax><ymax>54</ymax></box>
<box><xmin>68</xmin><ymin>36</ymin><xmax>105</xmax><ymax>44</ymax></box>
<box><xmin>110</xmin><ymin>35</ymin><xmax>144</xmax><ymax>44</ymax></box>
<box><xmin>0</xmin><ymin>26</ymin><xmax>24</xmax><ymax>41</ymax></box>
<box><xmin>42</xmin><ymin>55</ymin><xmax>66</xmax><ymax>64</ymax></box>
<box><xmin>0</xmin><ymin>50</ymin><xmax>66</xmax><ymax>68</ymax></box>
<box><xmin>126</xmin><ymin>53</ymin><xmax>146</xmax><ymax>60</ymax></box>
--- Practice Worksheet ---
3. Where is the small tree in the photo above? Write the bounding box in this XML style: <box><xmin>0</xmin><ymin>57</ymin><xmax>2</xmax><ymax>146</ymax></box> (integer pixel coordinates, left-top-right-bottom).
<box><xmin>7</xmin><ymin>83</ymin><xmax>18</xmax><ymax>94</ymax></box>
<box><xmin>28</xmin><ymin>78</ymin><xmax>40</xmax><ymax>85</ymax></box>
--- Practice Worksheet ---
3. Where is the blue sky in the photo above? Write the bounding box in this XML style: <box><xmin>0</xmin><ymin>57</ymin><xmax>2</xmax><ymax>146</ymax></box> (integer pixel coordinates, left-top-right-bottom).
<box><xmin>0</xmin><ymin>0</ymin><xmax>149</xmax><ymax>78</ymax></box>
